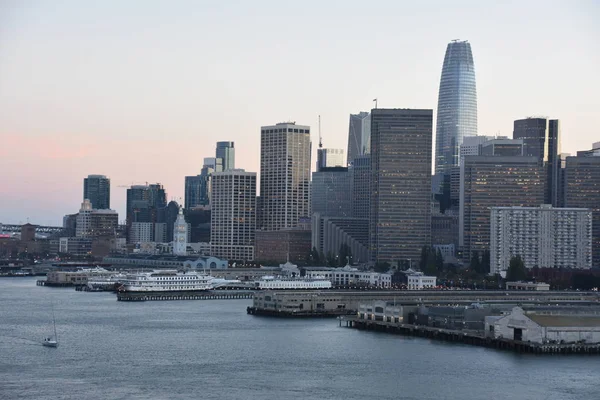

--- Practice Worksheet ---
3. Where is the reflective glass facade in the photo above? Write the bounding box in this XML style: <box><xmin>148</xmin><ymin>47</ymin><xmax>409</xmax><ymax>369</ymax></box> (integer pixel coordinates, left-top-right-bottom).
<box><xmin>435</xmin><ymin>40</ymin><xmax>478</xmax><ymax>175</ymax></box>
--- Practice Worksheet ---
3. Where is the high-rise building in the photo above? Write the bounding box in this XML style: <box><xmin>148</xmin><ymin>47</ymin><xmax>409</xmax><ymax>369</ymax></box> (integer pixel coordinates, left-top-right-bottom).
<box><xmin>210</xmin><ymin>170</ymin><xmax>256</xmax><ymax>261</ymax></box>
<box><xmin>351</xmin><ymin>155</ymin><xmax>371</xmax><ymax>220</ymax></box>
<box><xmin>564</xmin><ymin>153</ymin><xmax>600</xmax><ymax>267</ymax></box>
<box><xmin>480</xmin><ymin>138</ymin><xmax>524</xmax><ymax>157</ymax></box>
<box><xmin>259</xmin><ymin>122</ymin><xmax>311</xmax><ymax>231</ymax></box>
<box><xmin>316</xmin><ymin>148</ymin><xmax>345</xmax><ymax>171</ymax></box>
<box><xmin>185</xmin><ymin>165</ymin><xmax>213</xmax><ymax>209</ymax></box>
<box><xmin>370</xmin><ymin>108</ymin><xmax>433</xmax><ymax>264</ymax></box>
<box><xmin>513</xmin><ymin>118</ymin><xmax>561</xmax><ymax>206</ymax></box>
<box><xmin>83</xmin><ymin>175</ymin><xmax>110</xmax><ymax>209</ymax></box>
<box><xmin>459</xmin><ymin>156</ymin><xmax>545</xmax><ymax>261</ymax></box>
<box><xmin>435</xmin><ymin>40</ymin><xmax>478</xmax><ymax>176</ymax></box>
<box><xmin>76</xmin><ymin>199</ymin><xmax>118</xmax><ymax>238</ymax></box>
<box><xmin>216</xmin><ymin>141</ymin><xmax>235</xmax><ymax>171</ymax></box>
<box><xmin>459</xmin><ymin>135</ymin><xmax>494</xmax><ymax>164</ymax></box>
<box><xmin>347</xmin><ymin>112</ymin><xmax>370</xmax><ymax>165</ymax></box>
<box><xmin>125</xmin><ymin>184</ymin><xmax>167</xmax><ymax>243</ymax></box>
<box><xmin>490</xmin><ymin>205</ymin><xmax>592</xmax><ymax>273</ymax></box>
<box><xmin>311</xmin><ymin>167</ymin><xmax>351</xmax><ymax>218</ymax></box>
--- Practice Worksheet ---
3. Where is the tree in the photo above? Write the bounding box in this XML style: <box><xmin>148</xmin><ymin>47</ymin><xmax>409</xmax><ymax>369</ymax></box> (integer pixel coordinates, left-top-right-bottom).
<box><xmin>506</xmin><ymin>255</ymin><xmax>527</xmax><ymax>282</ymax></box>
<box><xmin>326</xmin><ymin>251</ymin><xmax>337</xmax><ymax>268</ymax></box>
<box><xmin>419</xmin><ymin>246</ymin><xmax>428</xmax><ymax>270</ymax></box>
<box><xmin>338</xmin><ymin>244</ymin><xmax>352</xmax><ymax>267</ymax></box>
<box><xmin>435</xmin><ymin>248</ymin><xmax>444</xmax><ymax>272</ymax></box>
<box><xmin>470</xmin><ymin>251</ymin><xmax>481</xmax><ymax>274</ymax></box>
<box><xmin>309</xmin><ymin>247</ymin><xmax>321</xmax><ymax>265</ymax></box>
<box><xmin>481</xmin><ymin>250</ymin><xmax>490</xmax><ymax>275</ymax></box>
<box><xmin>373</xmin><ymin>262</ymin><xmax>391</xmax><ymax>273</ymax></box>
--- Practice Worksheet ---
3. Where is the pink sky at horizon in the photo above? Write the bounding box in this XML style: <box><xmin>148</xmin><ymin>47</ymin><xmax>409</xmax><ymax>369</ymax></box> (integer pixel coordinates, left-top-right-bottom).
<box><xmin>1</xmin><ymin>1</ymin><xmax>598</xmax><ymax>226</ymax></box>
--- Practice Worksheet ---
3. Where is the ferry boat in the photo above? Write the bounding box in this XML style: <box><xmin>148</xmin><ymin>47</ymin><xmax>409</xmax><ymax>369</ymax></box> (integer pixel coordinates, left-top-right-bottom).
<box><xmin>254</xmin><ymin>276</ymin><xmax>332</xmax><ymax>290</ymax></box>
<box><xmin>118</xmin><ymin>270</ymin><xmax>214</xmax><ymax>292</ymax></box>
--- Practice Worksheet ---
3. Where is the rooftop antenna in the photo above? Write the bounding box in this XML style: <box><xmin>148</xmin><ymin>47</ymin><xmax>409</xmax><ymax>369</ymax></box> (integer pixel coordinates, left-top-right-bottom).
<box><xmin>318</xmin><ymin>115</ymin><xmax>322</xmax><ymax>149</ymax></box>
<box><xmin>373</xmin><ymin>98</ymin><xmax>378</xmax><ymax>109</ymax></box>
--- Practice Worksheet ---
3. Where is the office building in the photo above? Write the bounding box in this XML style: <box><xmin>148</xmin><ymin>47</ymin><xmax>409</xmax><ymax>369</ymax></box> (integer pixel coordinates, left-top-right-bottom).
<box><xmin>564</xmin><ymin>153</ymin><xmax>600</xmax><ymax>267</ymax></box>
<box><xmin>460</xmin><ymin>156</ymin><xmax>545</xmax><ymax>261</ymax></box>
<box><xmin>577</xmin><ymin>142</ymin><xmax>600</xmax><ymax>157</ymax></box>
<box><xmin>317</xmin><ymin>148</ymin><xmax>345</xmax><ymax>171</ymax></box>
<box><xmin>210</xmin><ymin>170</ymin><xmax>256</xmax><ymax>261</ymax></box>
<box><xmin>311</xmin><ymin>167</ymin><xmax>351</xmax><ymax>218</ymax></box>
<box><xmin>513</xmin><ymin>117</ymin><xmax>561</xmax><ymax>206</ymax></box>
<box><xmin>347</xmin><ymin>112</ymin><xmax>370</xmax><ymax>165</ymax></box>
<box><xmin>129</xmin><ymin>222</ymin><xmax>154</xmax><ymax>243</ymax></box>
<box><xmin>480</xmin><ymin>138</ymin><xmax>524</xmax><ymax>157</ymax></box>
<box><xmin>83</xmin><ymin>175</ymin><xmax>110</xmax><ymax>209</ymax></box>
<box><xmin>254</xmin><ymin>229</ymin><xmax>312</xmax><ymax>264</ymax></box>
<box><xmin>459</xmin><ymin>135</ymin><xmax>494</xmax><ymax>164</ymax></box>
<box><xmin>351</xmin><ymin>155</ymin><xmax>371</xmax><ymax>220</ymax></box>
<box><xmin>75</xmin><ymin>199</ymin><xmax>118</xmax><ymax>238</ymax></box>
<box><xmin>490</xmin><ymin>205</ymin><xmax>592</xmax><ymax>274</ymax></box>
<box><xmin>435</xmin><ymin>40</ymin><xmax>478</xmax><ymax>175</ymax></box>
<box><xmin>126</xmin><ymin>184</ymin><xmax>167</xmax><ymax>243</ymax></box>
<box><xmin>370</xmin><ymin>108</ymin><xmax>433</xmax><ymax>263</ymax></box>
<box><xmin>185</xmin><ymin>165</ymin><xmax>213</xmax><ymax>209</ymax></box>
<box><xmin>259</xmin><ymin>122</ymin><xmax>311</xmax><ymax>231</ymax></box>
<box><xmin>311</xmin><ymin>214</ymin><xmax>369</xmax><ymax>265</ymax></box>
<box><xmin>216</xmin><ymin>141</ymin><xmax>235</xmax><ymax>171</ymax></box>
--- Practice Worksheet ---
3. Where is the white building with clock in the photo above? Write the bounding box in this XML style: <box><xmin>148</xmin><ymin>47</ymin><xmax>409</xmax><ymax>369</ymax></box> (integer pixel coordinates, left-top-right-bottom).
<box><xmin>173</xmin><ymin>207</ymin><xmax>189</xmax><ymax>256</ymax></box>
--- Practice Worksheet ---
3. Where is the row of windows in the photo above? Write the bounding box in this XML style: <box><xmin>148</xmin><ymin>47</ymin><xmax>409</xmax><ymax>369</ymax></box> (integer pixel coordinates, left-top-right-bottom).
<box><xmin>262</xmin><ymin>129</ymin><xmax>310</xmax><ymax>134</ymax></box>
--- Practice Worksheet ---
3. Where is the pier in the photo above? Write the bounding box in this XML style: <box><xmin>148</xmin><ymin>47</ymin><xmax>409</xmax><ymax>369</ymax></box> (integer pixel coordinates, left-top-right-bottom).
<box><xmin>117</xmin><ymin>290</ymin><xmax>254</xmax><ymax>301</ymax></box>
<box><xmin>247</xmin><ymin>306</ymin><xmax>354</xmax><ymax>318</ymax></box>
<box><xmin>340</xmin><ymin>316</ymin><xmax>600</xmax><ymax>355</ymax></box>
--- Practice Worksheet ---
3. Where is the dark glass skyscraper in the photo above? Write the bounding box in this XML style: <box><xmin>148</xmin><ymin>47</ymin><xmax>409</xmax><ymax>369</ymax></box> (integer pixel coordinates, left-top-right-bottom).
<box><xmin>370</xmin><ymin>109</ymin><xmax>433</xmax><ymax>264</ymax></box>
<box><xmin>435</xmin><ymin>40</ymin><xmax>478</xmax><ymax>175</ymax></box>
<box><xmin>216</xmin><ymin>141</ymin><xmax>235</xmax><ymax>171</ymax></box>
<box><xmin>83</xmin><ymin>175</ymin><xmax>110</xmax><ymax>209</ymax></box>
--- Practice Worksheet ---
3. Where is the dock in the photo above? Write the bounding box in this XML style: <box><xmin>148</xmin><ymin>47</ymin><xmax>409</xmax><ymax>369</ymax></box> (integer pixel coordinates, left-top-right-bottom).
<box><xmin>116</xmin><ymin>290</ymin><xmax>254</xmax><ymax>301</ymax></box>
<box><xmin>247</xmin><ymin>306</ymin><xmax>354</xmax><ymax>318</ymax></box>
<box><xmin>340</xmin><ymin>316</ymin><xmax>600</xmax><ymax>355</ymax></box>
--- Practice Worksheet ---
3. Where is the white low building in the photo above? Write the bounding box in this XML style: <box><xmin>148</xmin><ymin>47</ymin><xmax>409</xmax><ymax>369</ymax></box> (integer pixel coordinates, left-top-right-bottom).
<box><xmin>304</xmin><ymin>265</ymin><xmax>392</xmax><ymax>288</ymax></box>
<box><xmin>506</xmin><ymin>282</ymin><xmax>550</xmax><ymax>291</ymax></box>
<box><xmin>486</xmin><ymin>307</ymin><xmax>600</xmax><ymax>344</ymax></box>
<box><xmin>401</xmin><ymin>269</ymin><xmax>436</xmax><ymax>290</ymax></box>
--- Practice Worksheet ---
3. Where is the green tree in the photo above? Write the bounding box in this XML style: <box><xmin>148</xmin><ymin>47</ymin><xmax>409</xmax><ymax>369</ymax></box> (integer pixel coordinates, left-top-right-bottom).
<box><xmin>470</xmin><ymin>251</ymin><xmax>481</xmax><ymax>274</ymax></box>
<box><xmin>506</xmin><ymin>255</ymin><xmax>528</xmax><ymax>282</ymax></box>
<box><xmin>338</xmin><ymin>244</ymin><xmax>352</xmax><ymax>267</ymax></box>
<box><xmin>419</xmin><ymin>246</ymin><xmax>428</xmax><ymax>270</ymax></box>
<box><xmin>481</xmin><ymin>250</ymin><xmax>490</xmax><ymax>275</ymax></box>
<box><xmin>326</xmin><ymin>251</ymin><xmax>337</xmax><ymax>268</ymax></box>
<box><xmin>435</xmin><ymin>248</ymin><xmax>444</xmax><ymax>272</ymax></box>
<box><xmin>309</xmin><ymin>247</ymin><xmax>320</xmax><ymax>265</ymax></box>
<box><xmin>373</xmin><ymin>262</ymin><xmax>391</xmax><ymax>273</ymax></box>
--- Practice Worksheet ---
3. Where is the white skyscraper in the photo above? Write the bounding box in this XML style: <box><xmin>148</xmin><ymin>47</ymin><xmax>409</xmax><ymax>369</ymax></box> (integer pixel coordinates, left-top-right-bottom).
<box><xmin>173</xmin><ymin>207</ymin><xmax>188</xmax><ymax>256</ymax></box>
<box><xmin>210</xmin><ymin>170</ymin><xmax>257</xmax><ymax>261</ymax></box>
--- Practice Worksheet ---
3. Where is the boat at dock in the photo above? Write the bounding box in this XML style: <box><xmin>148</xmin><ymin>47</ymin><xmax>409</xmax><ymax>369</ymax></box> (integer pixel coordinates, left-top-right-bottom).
<box><xmin>118</xmin><ymin>270</ymin><xmax>215</xmax><ymax>292</ymax></box>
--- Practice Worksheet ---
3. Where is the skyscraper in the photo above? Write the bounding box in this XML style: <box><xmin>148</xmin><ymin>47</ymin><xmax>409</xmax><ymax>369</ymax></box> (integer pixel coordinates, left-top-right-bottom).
<box><xmin>311</xmin><ymin>167</ymin><xmax>351</xmax><ymax>218</ymax></box>
<box><xmin>316</xmin><ymin>148</ymin><xmax>345</xmax><ymax>171</ymax></box>
<box><xmin>216</xmin><ymin>141</ymin><xmax>235</xmax><ymax>171</ymax></box>
<box><xmin>351</xmin><ymin>155</ymin><xmax>371</xmax><ymax>220</ymax></box>
<box><xmin>435</xmin><ymin>40</ymin><xmax>478</xmax><ymax>176</ymax></box>
<box><xmin>459</xmin><ymin>156</ymin><xmax>545</xmax><ymax>261</ymax></box>
<box><xmin>83</xmin><ymin>175</ymin><xmax>110</xmax><ymax>209</ymax></box>
<box><xmin>513</xmin><ymin>117</ymin><xmax>561</xmax><ymax>205</ymax></box>
<box><xmin>185</xmin><ymin>165</ymin><xmax>213</xmax><ymax>209</ymax></box>
<box><xmin>564</xmin><ymin>153</ymin><xmax>600</xmax><ymax>267</ymax></box>
<box><xmin>347</xmin><ymin>112</ymin><xmax>370</xmax><ymax>165</ymax></box>
<box><xmin>125</xmin><ymin>183</ymin><xmax>167</xmax><ymax>243</ymax></box>
<box><xmin>370</xmin><ymin>109</ymin><xmax>433</xmax><ymax>264</ymax></box>
<box><xmin>210</xmin><ymin>170</ymin><xmax>256</xmax><ymax>261</ymax></box>
<box><xmin>259</xmin><ymin>122</ymin><xmax>311</xmax><ymax>231</ymax></box>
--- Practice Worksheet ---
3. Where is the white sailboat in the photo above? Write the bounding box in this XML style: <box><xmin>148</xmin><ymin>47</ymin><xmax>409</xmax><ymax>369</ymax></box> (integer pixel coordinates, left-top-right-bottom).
<box><xmin>42</xmin><ymin>304</ymin><xmax>58</xmax><ymax>348</ymax></box>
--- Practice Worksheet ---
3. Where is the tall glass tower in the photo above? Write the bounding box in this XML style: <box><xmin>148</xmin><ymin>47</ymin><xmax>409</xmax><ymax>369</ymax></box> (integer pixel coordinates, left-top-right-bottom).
<box><xmin>435</xmin><ymin>40</ymin><xmax>477</xmax><ymax>176</ymax></box>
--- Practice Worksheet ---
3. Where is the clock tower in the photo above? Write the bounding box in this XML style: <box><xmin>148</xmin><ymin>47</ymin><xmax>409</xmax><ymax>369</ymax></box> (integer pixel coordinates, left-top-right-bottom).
<box><xmin>173</xmin><ymin>207</ymin><xmax>188</xmax><ymax>256</ymax></box>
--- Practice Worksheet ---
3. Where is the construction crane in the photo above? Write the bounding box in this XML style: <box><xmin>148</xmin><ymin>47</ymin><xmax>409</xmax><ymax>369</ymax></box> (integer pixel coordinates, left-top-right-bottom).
<box><xmin>318</xmin><ymin>115</ymin><xmax>322</xmax><ymax>149</ymax></box>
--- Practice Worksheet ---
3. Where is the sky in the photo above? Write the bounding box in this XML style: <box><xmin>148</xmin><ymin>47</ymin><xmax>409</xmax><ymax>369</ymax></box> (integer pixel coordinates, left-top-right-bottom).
<box><xmin>0</xmin><ymin>0</ymin><xmax>598</xmax><ymax>226</ymax></box>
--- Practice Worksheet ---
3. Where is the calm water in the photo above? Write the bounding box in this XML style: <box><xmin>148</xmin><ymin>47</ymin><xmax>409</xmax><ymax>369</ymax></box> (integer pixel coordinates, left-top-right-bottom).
<box><xmin>1</xmin><ymin>278</ymin><xmax>599</xmax><ymax>400</ymax></box>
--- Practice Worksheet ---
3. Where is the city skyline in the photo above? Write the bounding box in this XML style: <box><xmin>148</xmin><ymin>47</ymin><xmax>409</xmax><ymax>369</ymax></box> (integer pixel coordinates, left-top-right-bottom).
<box><xmin>1</xmin><ymin>1</ymin><xmax>599</xmax><ymax>225</ymax></box>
